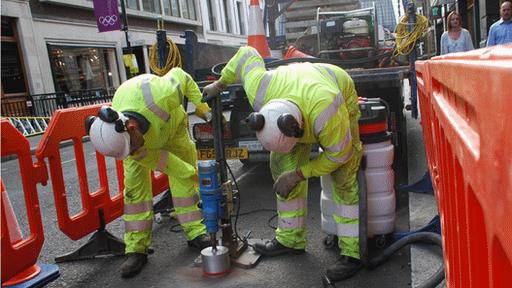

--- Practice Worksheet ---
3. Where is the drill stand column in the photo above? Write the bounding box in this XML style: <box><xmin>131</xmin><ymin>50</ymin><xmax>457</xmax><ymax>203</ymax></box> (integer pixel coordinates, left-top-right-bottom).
<box><xmin>198</xmin><ymin>86</ymin><xmax>264</xmax><ymax>269</ymax></box>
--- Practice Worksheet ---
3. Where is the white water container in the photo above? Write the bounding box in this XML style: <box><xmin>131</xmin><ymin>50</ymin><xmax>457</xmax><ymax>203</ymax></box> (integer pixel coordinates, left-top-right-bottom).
<box><xmin>320</xmin><ymin>140</ymin><xmax>395</xmax><ymax>238</ymax></box>
<box><xmin>364</xmin><ymin>140</ymin><xmax>395</xmax><ymax>237</ymax></box>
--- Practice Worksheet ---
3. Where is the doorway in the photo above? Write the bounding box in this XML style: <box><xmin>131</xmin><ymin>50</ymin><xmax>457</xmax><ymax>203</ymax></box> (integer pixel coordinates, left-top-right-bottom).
<box><xmin>1</xmin><ymin>17</ymin><xmax>30</xmax><ymax>116</ymax></box>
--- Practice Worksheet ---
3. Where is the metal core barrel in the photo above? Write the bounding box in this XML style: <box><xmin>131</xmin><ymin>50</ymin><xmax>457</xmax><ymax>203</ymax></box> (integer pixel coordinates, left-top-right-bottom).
<box><xmin>201</xmin><ymin>246</ymin><xmax>230</xmax><ymax>276</ymax></box>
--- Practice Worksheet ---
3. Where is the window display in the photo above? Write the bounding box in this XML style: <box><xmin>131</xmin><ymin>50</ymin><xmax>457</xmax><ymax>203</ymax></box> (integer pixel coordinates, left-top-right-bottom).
<box><xmin>48</xmin><ymin>45</ymin><xmax>119</xmax><ymax>92</ymax></box>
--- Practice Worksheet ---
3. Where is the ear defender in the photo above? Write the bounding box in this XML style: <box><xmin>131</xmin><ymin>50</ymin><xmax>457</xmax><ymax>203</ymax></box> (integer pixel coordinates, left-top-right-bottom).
<box><xmin>245</xmin><ymin>112</ymin><xmax>266</xmax><ymax>131</ymax></box>
<box><xmin>98</xmin><ymin>106</ymin><xmax>127</xmax><ymax>133</ymax></box>
<box><xmin>277</xmin><ymin>113</ymin><xmax>304</xmax><ymax>138</ymax></box>
<box><xmin>85</xmin><ymin>116</ymin><xmax>96</xmax><ymax>135</ymax></box>
<box><xmin>99</xmin><ymin>106</ymin><xmax>119</xmax><ymax>123</ymax></box>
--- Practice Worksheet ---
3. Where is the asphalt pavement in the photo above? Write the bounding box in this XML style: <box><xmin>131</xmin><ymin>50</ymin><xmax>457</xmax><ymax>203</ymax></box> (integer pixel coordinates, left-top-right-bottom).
<box><xmin>1</xmin><ymin>85</ymin><xmax>444</xmax><ymax>288</ymax></box>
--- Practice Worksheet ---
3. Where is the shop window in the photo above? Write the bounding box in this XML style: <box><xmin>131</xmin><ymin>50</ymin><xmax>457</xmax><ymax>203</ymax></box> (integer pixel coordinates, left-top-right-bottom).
<box><xmin>127</xmin><ymin>0</ymin><xmax>139</xmax><ymax>10</ymax></box>
<box><xmin>179</xmin><ymin>0</ymin><xmax>196</xmax><ymax>20</ymax></box>
<box><xmin>187</xmin><ymin>0</ymin><xmax>197</xmax><ymax>20</ymax></box>
<box><xmin>1</xmin><ymin>41</ymin><xmax>27</xmax><ymax>94</ymax></box>
<box><xmin>164</xmin><ymin>0</ymin><xmax>196</xmax><ymax>20</ymax></box>
<box><xmin>207</xmin><ymin>0</ymin><xmax>217</xmax><ymax>31</ymax></box>
<box><xmin>223</xmin><ymin>0</ymin><xmax>232</xmax><ymax>33</ymax></box>
<box><xmin>1</xmin><ymin>18</ymin><xmax>15</xmax><ymax>37</ymax></box>
<box><xmin>1</xmin><ymin>17</ymin><xmax>29</xmax><ymax>116</ymax></box>
<box><xmin>164</xmin><ymin>0</ymin><xmax>180</xmax><ymax>17</ymax></box>
<box><xmin>123</xmin><ymin>46</ymin><xmax>146</xmax><ymax>79</ymax></box>
<box><xmin>142</xmin><ymin>0</ymin><xmax>162</xmax><ymax>14</ymax></box>
<box><xmin>47</xmin><ymin>45</ymin><xmax>119</xmax><ymax>92</ymax></box>
<box><xmin>237</xmin><ymin>1</ymin><xmax>246</xmax><ymax>35</ymax></box>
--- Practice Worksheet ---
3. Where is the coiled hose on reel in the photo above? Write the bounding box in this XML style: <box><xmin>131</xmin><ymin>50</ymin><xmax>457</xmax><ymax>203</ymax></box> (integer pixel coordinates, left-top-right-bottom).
<box><xmin>394</xmin><ymin>13</ymin><xmax>429</xmax><ymax>57</ymax></box>
<box><xmin>149</xmin><ymin>36</ymin><xmax>182</xmax><ymax>76</ymax></box>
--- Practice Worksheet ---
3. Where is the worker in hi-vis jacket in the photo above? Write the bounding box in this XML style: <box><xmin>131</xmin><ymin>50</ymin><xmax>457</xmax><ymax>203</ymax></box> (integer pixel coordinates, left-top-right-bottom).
<box><xmin>86</xmin><ymin>68</ymin><xmax>211</xmax><ymax>278</ymax></box>
<box><xmin>203</xmin><ymin>46</ymin><xmax>363</xmax><ymax>281</ymax></box>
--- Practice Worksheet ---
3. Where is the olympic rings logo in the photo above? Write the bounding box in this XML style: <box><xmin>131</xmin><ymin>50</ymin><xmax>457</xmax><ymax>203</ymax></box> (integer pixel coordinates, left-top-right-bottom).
<box><xmin>99</xmin><ymin>15</ymin><xmax>118</xmax><ymax>27</ymax></box>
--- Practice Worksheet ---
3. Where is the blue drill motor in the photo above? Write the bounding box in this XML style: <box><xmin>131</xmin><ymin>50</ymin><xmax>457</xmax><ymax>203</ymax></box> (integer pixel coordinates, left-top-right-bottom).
<box><xmin>198</xmin><ymin>160</ymin><xmax>223</xmax><ymax>234</ymax></box>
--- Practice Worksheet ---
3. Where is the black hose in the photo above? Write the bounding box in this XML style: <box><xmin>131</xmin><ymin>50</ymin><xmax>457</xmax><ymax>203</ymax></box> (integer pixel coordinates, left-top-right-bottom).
<box><xmin>368</xmin><ymin>232</ymin><xmax>444</xmax><ymax>288</ymax></box>
<box><xmin>323</xmin><ymin>232</ymin><xmax>444</xmax><ymax>288</ymax></box>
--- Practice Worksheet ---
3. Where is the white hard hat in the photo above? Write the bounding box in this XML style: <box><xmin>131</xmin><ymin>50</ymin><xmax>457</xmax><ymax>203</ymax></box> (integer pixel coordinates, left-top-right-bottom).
<box><xmin>88</xmin><ymin>109</ymin><xmax>131</xmax><ymax>160</ymax></box>
<box><xmin>256</xmin><ymin>100</ymin><xmax>302</xmax><ymax>153</ymax></box>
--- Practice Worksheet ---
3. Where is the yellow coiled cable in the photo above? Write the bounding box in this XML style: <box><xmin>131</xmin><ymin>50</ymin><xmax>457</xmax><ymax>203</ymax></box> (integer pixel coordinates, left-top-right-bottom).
<box><xmin>394</xmin><ymin>13</ymin><xmax>429</xmax><ymax>57</ymax></box>
<box><xmin>149</xmin><ymin>36</ymin><xmax>182</xmax><ymax>75</ymax></box>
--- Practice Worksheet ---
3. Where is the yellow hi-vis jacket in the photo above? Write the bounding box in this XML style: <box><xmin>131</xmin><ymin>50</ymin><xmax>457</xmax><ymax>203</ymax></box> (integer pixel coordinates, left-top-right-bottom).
<box><xmin>219</xmin><ymin>46</ymin><xmax>361</xmax><ymax>178</ymax></box>
<box><xmin>112</xmin><ymin>68</ymin><xmax>205</xmax><ymax>175</ymax></box>
<box><xmin>112</xmin><ymin>69</ymin><xmax>207</xmax><ymax>252</ymax></box>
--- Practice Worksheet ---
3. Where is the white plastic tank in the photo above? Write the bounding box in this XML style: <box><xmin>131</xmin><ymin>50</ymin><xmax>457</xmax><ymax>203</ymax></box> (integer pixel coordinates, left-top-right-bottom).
<box><xmin>362</xmin><ymin>139</ymin><xmax>395</xmax><ymax>236</ymax></box>
<box><xmin>343</xmin><ymin>18</ymin><xmax>369</xmax><ymax>35</ymax></box>
<box><xmin>320</xmin><ymin>141</ymin><xmax>395</xmax><ymax>237</ymax></box>
<box><xmin>320</xmin><ymin>99</ymin><xmax>396</xmax><ymax>238</ymax></box>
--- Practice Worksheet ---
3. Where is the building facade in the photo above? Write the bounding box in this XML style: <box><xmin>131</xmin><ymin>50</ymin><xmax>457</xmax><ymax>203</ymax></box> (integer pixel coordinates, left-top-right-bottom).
<box><xmin>1</xmin><ymin>0</ymin><xmax>251</xmax><ymax>115</ymax></box>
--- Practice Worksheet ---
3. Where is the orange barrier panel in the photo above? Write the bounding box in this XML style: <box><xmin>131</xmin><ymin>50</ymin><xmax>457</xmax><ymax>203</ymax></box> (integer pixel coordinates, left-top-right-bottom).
<box><xmin>416</xmin><ymin>44</ymin><xmax>512</xmax><ymax>288</ymax></box>
<box><xmin>284</xmin><ymin>46</ymin><xmax>314</xmax><ymax>59</ymax></box>
<box><xmin>35</xmin><ymin>105</ymin><xmax>169</xmax><ymax>241</ymax></box>
<box><xmin>1</xmin><ymin>120</ymin><xmax>47</xmax><ymax>285</ymax></box>
<box><xmin>415</xmin><ymin>60</ymin><xmax>436</xmax><ymax>175</ymax></box>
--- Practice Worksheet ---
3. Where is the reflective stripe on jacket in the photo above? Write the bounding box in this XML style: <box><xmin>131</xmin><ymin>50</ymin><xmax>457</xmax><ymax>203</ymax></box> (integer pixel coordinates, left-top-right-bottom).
<box><xmin>112</xmin><ymin>72</ymin><xmax>197</xmax><ymax>178</ymax></box>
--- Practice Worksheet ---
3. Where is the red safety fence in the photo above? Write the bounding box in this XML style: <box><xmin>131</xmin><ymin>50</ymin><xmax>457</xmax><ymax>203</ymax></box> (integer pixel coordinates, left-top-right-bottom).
<box><xmin>1</xmin><ymin>120</ymin><xmax>48</xmax><ymax>285</ymax></box>
<box><xmin>416</xmin><ymin>44</ymin><xmax>512</xmax><ymax>288</ymax></box>
<box><xmin>35</xmin><ymin>105</ymin><xmax>169</xmax><ymax>240</ymax></box>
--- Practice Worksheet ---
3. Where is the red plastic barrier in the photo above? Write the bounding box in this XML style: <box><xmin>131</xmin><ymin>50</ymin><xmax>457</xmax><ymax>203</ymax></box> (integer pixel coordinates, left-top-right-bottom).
<box><xmin>416</xmin><ymin>44</ymin><xmax>512</xmax><ymax>288</ymax></box>
<box><xmin>35</xmin><ymin>105</ymin><xmax>169</xmax><ymax>240</ymax></box>
<box><xmin>1</xmin><ymin>120</ymin><xmax>48</xmax><ymax>285</ymax></box>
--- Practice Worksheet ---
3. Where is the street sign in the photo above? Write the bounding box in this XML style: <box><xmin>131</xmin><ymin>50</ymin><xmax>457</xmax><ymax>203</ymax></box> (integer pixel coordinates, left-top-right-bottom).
<box><xmin>431</xmin><ymin>5</ymin><xmax>442</xmax><ymax>20</ymax></box>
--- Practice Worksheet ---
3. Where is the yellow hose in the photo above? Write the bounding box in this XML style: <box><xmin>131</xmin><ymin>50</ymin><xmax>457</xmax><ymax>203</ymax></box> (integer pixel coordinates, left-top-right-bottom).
<box><xmin>394</xmin><ymin>13</ymin><xmax>429</xmax><ymax>57</ymax></box>
<box><xmin>149</xmin><ymin>36</ymin><xmax>182</xmax><ymax>75</ymax></box>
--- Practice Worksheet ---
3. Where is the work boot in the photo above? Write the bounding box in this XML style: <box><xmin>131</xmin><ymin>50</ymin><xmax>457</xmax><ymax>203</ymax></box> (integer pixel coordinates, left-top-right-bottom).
<box><xmin>187</xmin><ymin>234</ymin><xmax>210</xmax><ymax>250</ymax></box>
<box><xmin>253</xmin><ymin>238</ymin><xmax>305</xmax><ymax>257</ymax></box>
<box><xmin>325</xmin><ymin>255</ymin><xmax>363</xmax><ymax>281</ymax></box>
<box><xmin>120</xmin><ymin>253</ymin><xmax>148</xmax><ymax>278</ymax></box>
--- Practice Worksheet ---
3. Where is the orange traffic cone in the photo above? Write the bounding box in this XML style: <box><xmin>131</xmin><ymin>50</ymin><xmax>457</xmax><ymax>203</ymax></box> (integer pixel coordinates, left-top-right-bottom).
<box><xmin>247</xmin><ymin>0</ymin><xmax>271</xmax><ymax>58</ymax></box>
<box><xmin>284</xmin><ymin>46</ymin><xmax>314</xmax><ymax>59</ymax></box>
<box><xmin>1</xmin><ymin>187</ymin><xmax>42</xmax><ymax>285</ymax></box>
<box><xmin>2</xmin><ymin>188</ymin><xmax>23</xmax><ymax>244</ymax></box>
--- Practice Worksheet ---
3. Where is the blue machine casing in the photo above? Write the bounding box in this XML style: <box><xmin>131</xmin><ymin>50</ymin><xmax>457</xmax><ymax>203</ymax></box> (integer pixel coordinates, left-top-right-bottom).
<box><xmin>198</xmin><ymin>160</ymin><xmax>223</xmax><ymax>234</ymax></box>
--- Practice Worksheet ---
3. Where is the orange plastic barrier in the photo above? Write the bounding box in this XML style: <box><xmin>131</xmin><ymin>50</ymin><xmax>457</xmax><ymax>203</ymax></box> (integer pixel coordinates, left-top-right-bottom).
<box><xmin>416</xmin><ymin>44</ymin><xmax>512</xmax><ymax>288</ymax></box>
<box><xmin>1</xmin><ymin>120</ymin><xmax>48</xmax><ymax>285</ymax></box>
<box><xmin>35</xmin><ymin>105</ymin><xmax>169</xmax><ymax>241</ymax></box>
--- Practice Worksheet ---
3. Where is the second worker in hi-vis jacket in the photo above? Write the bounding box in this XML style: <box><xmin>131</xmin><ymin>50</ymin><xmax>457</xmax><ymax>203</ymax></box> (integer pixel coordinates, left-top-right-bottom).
<box><xmin>204</xmin><ymin>46</ymin><xmax>363</xmax><ymax>282</ymax></box>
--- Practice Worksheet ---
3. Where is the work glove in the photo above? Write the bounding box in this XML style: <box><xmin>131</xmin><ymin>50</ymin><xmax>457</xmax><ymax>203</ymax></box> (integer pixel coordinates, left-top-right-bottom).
<box><xmin>273</xmin><ymin>169</ymin><xmax>305</xmax><ymax>199</ymax></box>
<box><xmin>195</xmin><ymin>102</ymin><xmax>212</xmax><ymax>122</ymax></box>
<box><xmin>202</xmin><ymin>80</ymin><xmax>226</xmax><ymax>101</ymax></box>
